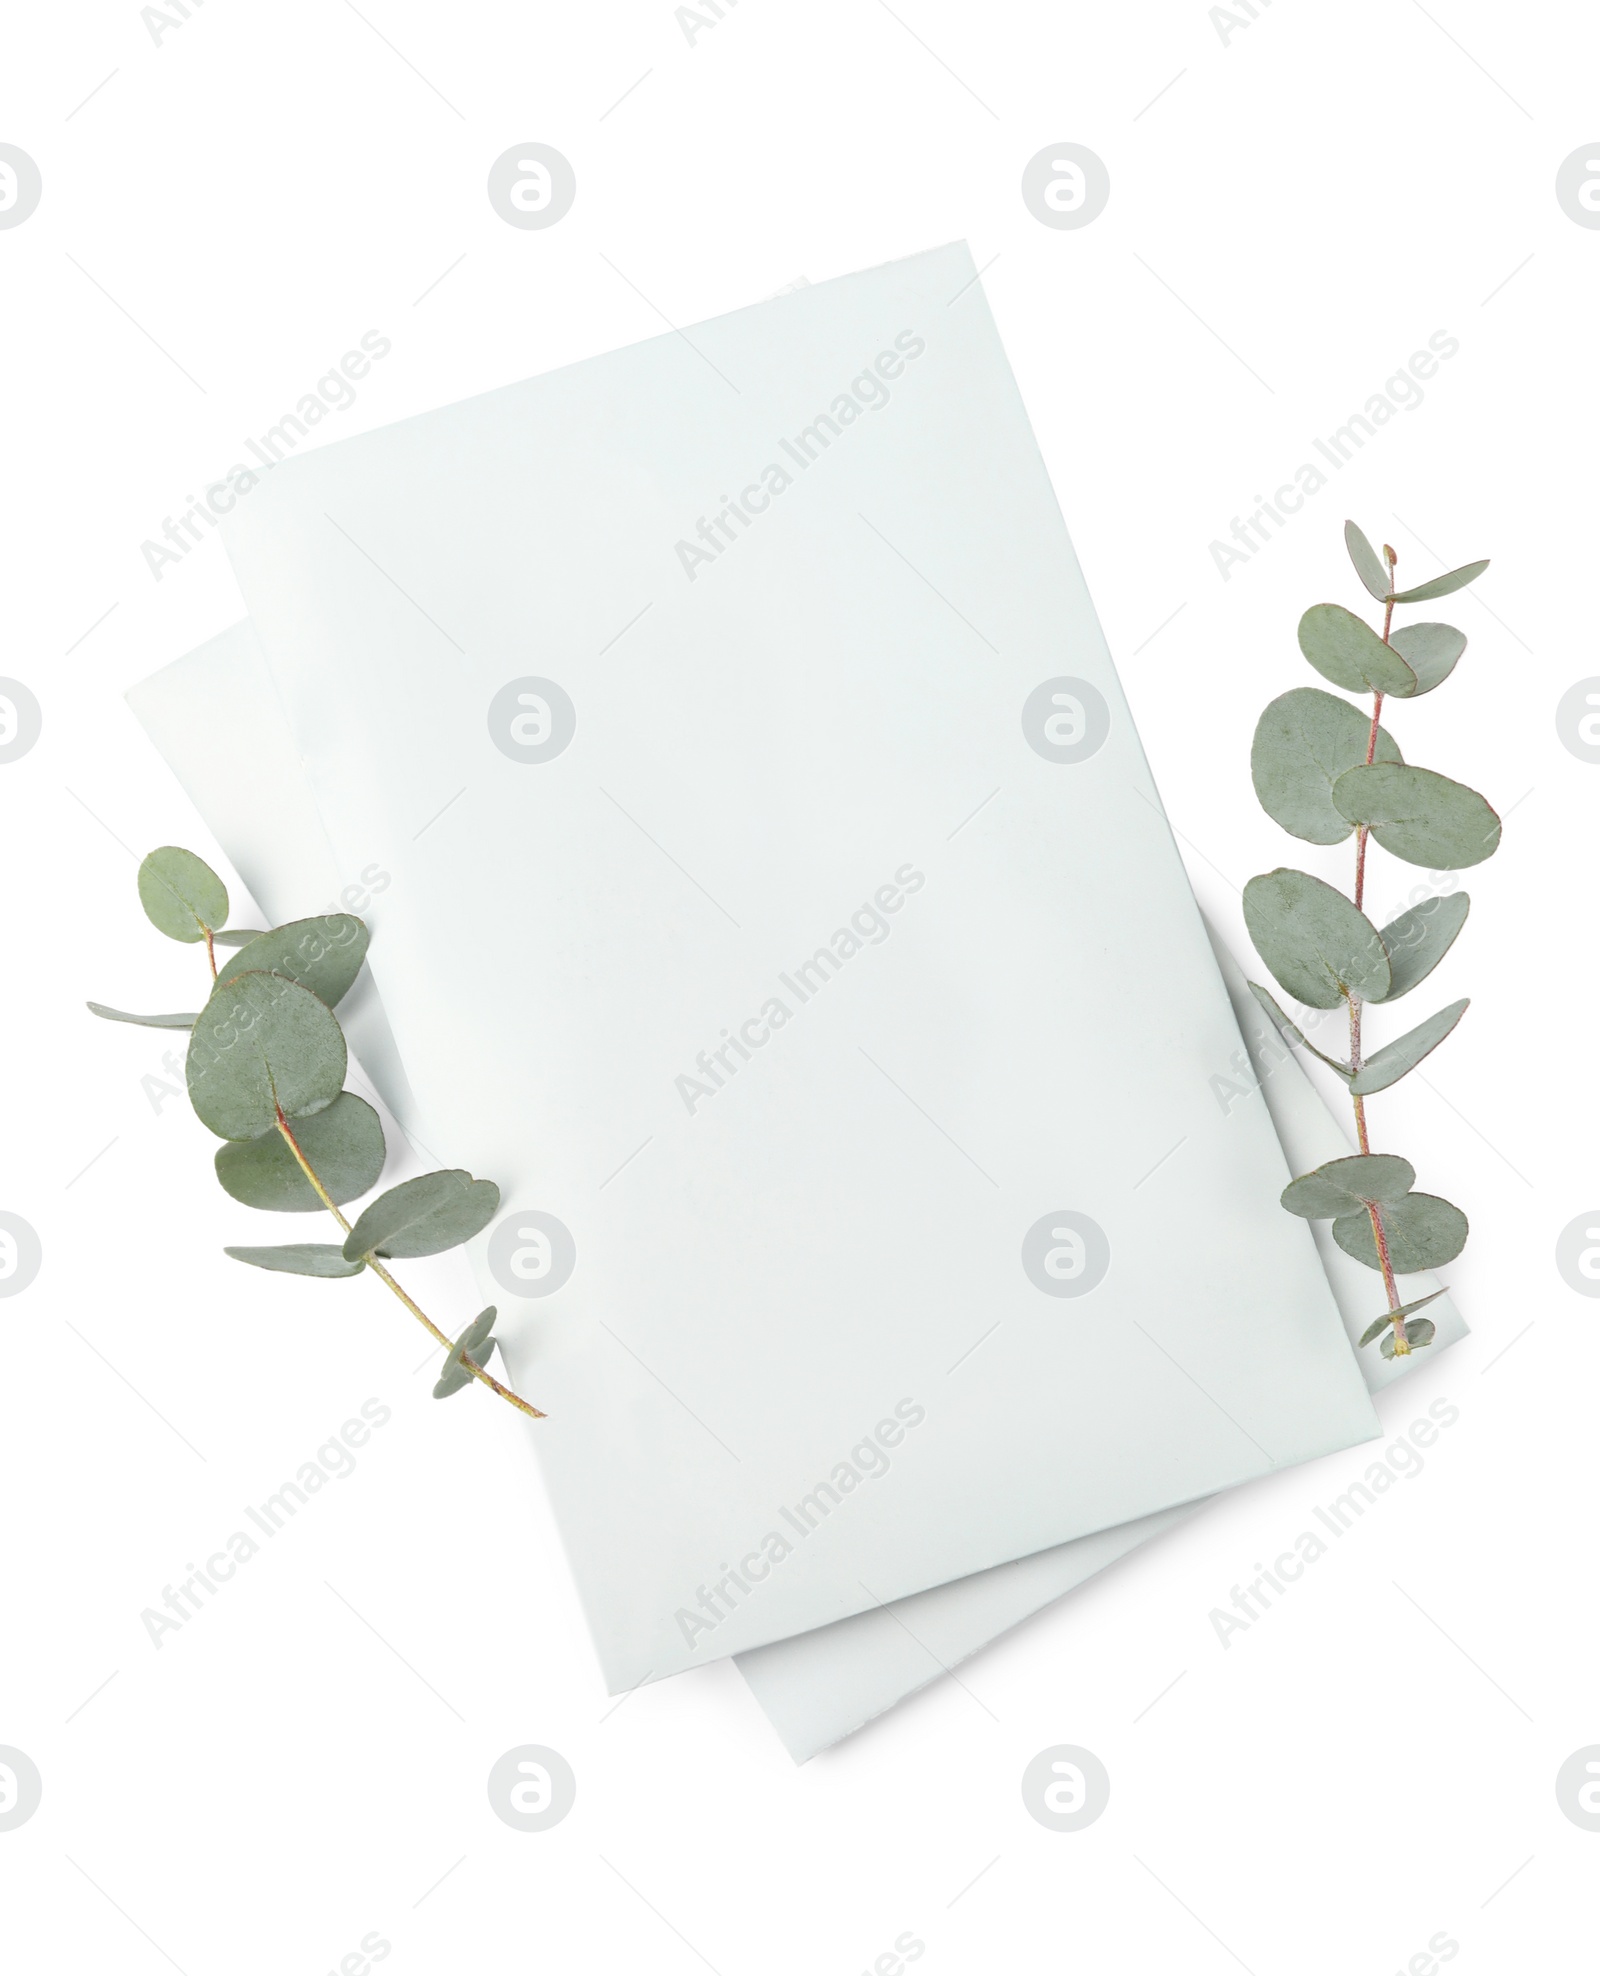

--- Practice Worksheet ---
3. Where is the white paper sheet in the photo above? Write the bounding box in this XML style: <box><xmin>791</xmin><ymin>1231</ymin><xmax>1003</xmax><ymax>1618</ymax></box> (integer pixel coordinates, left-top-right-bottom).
<box><xmin>149</xmin><ymin>243</ymin><xmax>1385</xmax><ymax>1693</ymax></box>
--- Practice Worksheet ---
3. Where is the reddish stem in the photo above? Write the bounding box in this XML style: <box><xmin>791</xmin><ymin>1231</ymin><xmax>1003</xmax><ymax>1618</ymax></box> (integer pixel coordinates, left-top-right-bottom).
<box><xmin>1351</xmin><ymin>567</ymin><xmax>1407</xmax><ymax>1351</ymax></box>
<box><xmin>1354</xmin><ymin>684</ymin><xmax>1383</xmax><ymax>914</ymax></box>
<box><xmin>1365</xmin><ymin>1199</ymin><xmax>1404</xmax><ymax>1342</ymax></box>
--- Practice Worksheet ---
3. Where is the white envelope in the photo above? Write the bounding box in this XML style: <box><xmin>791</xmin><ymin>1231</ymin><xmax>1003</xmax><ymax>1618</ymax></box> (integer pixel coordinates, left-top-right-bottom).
<box><xmin>160</xmin><ymin>243</ymin><xmax>1387</xmax><ymax>1693</ymax></box>
<box><xmin>130</xmin><ymin>621</ymin><xmax>1463</xmax><ymax>1757</ymax></box>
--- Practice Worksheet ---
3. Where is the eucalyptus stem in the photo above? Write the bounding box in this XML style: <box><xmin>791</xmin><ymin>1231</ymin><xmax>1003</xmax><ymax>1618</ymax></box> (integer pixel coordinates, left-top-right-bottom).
<box><xmin>1349</xmin><ymin>547</ymin><xmax>1407</xmax><ymax>1352</ymax></box>
<box><xmin>273</xmin><ymin>1105</ymin><xmax>545</xmax><ymax>1418</ymax></box>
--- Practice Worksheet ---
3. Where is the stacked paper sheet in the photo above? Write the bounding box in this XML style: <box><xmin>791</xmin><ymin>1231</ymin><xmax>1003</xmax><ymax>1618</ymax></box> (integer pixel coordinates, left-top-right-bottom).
<box><xmin>126</xmin><ymin>244</ymin><xmax>1465</xmax><ymax>1757</ymax></box>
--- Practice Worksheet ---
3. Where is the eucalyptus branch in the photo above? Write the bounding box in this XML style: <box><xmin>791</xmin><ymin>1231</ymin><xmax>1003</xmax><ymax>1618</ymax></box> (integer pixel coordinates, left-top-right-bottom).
<box><xmin>88</xmin><ymin>845</ymin><xmax>544</xmax><ymax>1419</ymax></box>
<box><xmin>1243</xmin><ymin>520</ymin><xmax>1498</xmax><ymax>1358</ymax></box>
<box><xmin>272</xmin><ymin>1109</ymin><xmax>543</xmax><ymax>1417</ymax></box>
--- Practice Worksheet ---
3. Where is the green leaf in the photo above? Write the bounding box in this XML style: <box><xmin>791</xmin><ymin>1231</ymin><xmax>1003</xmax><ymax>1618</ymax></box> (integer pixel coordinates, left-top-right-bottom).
<box><xmin>1247</xmin><ymin>982</ymin><xmax>1355</xmax><ymax>1086</ymax></box>
<box><xmin>214</xmin><ymin>1093</ymin><xmax>386</xmax><ymax>1212</ymax></box>
<box><xmin>1243</xmin><ymin>868</ymin><xmax>1391</xmax><ymax>1009</ymax></box>
<box><xmin>215</xmin><ymin>915</ymin><xmax>371</xmax><ymax>1011</ymax></box>
<box><xmin>1380</xmin><ymin>1317</ymin><xmax>1438</xmax><ymax>1358</ymax></box>
<box><xmin>1239</xmin><ymin>896</ymin><xmax>1467</xmax><ymax>1093</ymax></box>
<box><xmin>1358</xmin><ymin>1288</ymin><xmax>1447</xmax><ymax>1348</ymax></box>
<box><xmin>1332</xmin><ymin>763</ymin><xmax>1501</xmax><ymax>870</ymax></box>
<box><xmin>342</xmin><ymin>1170</ymin><xmax>500</xmax><ymax>1262</ymax></box>
<box><xmin>186</xmin><ymin>970</ymin><xmax>347</xmax><ymax>1141</ymax></box>
<box><xmin>1372</xmin><ymin>892</ymin><xmax>1470</xmax><ymax>1002</ymax></box>
<box><xmin>1390</xmin><ymin>559</ymin><xmax>1488</xmax><ymax>604</ymax></box>
<box><xmin>138</xmin><ymin>847</ymin><xmax>229</xmax><ymax>944</ymax></box>
<box><xmin>1344</xmin><ymin>521</ymin><xmax>1391</xmax><ymax>602</ymax></box>
<box><xmin>1250</xmin><ymin>689</ymin><xmax>1402</xmax><ymax>845</ymax></box>
<box><xmin>1386</xmin><ymin>623</ymin><xmax>1466</xmax><ymax>697</ymax></box>
<box><xmin>1281</xmin><ymin>1154</ymin><xmax>1416</xmax><ymax>1219</ymax></box>
<box><xmin>458</xmin><ymin>1305</ymin><xmax>497</xmax><ymax>1356</ymax></box>
<box><xmin>1298</xmin><ymin>604</ymin><xmax>1417</xmax><ymax>697</ymax></box>
<box><xmin>433</xmin><ymin>1306</ymin><xmax>498</xmax><ymax>1398</ymax></box>
<box><xmin>223</xmin><ymin>1243</ymin><xmax>365</xmax><ymax>1277</ymax></box>
<box><xmin>212</xmin><ymin>928</ymin><xmax>266</xmax><ymax>948</ymax></box>
<box><xmin>86</xmin><ymin>1002</ymin><xmax>197</xmax><ymax>1029</ymax></box>
<box><xmin>1333</xmin><ymin>1192</ymin><xmax>1469</xmax><ymax>1273</ymax></box>
<box><xmin>1350</xmin><ymin>999</ymin><xmax>1469</xmax><ymax>1095</ymax></box>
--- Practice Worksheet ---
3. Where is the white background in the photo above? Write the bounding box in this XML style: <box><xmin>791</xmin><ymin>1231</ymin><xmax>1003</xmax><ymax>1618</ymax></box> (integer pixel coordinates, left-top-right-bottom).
<box><xmin>1</xmin><ymin>1</ymin><xmax>1593</xmax><ymax>1969</ymax></box>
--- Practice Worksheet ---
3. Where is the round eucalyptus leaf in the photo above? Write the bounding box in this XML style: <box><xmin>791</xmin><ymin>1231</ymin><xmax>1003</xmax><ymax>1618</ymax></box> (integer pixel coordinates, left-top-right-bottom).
<box><xmin>1357</xmin><ymin>1288</ymin><xmax>1447</xmax><ymax>1348</ymax></box>
<box><xmin>1372</xmin><ymin>892</ymin><xmax>1470</xmax><ymax>1002</ymax></box>
<box><xmin>1298</xmin><ymin>604</ymin><xmax>1417</xmax><ymax>697</ymax></box>
<box><xmin>138</xmin><ymin>846</ymin><xmax>229</xmax><ymax>944</ymax></box>
<box><xmin>1379</xmin><ymin>1316</ymin><xmax>1438</xmax><ymax>1358</ymax></box>
<box><xmin>1247</xmin><ymin>981</ymin><xmax>1354</xmax><ymax>1085</ymax></box>
<box><xmin>1389</xmin><ymin>559</ymin><xmax>1488</xmax><ymax>604</ymax></box>
<box><xmin>1332</xmin><ymin>763</ymin><xmax>1501</xmax><ymax>870</ymax></box>
<box><xmin>1333</xmin><ymin>1193</ymin><xmax>1468</xmax><ymax>1273</ymax></box>
<box><xmin>342</xmin><ymin>1170</ymin><xmax>501</xmax><ymax>1262</ymax></box>
<box><xmin>433</xmin><ymin>1355</ymin><xmax>476</xmax><ymax>1398</ymax></box>
<box><xmin>214</xmin><ymin>1093</ymin><xmax>386</xmax><ymax>1211</ymax></box>
<box><xmin>433</xmin><ymin>1306</ymin><xmax>499</xmax><ymax>1398</ymax></box>
<box><xmin>1251</xmin><ymin>688</ymin><xmax>1402</xmax><ymax>845</ymax></box>
<box><xmin>1387</xmin><ymin>622</ymin><xmax>1466</xmax><ymax>697</ymax></box>
<box><xmin>1281</xmin><ymin>1153</ymin><xmax>1416</xmax><ymax>1219</ymax></box>
<box><xmin>1344</xmin><ymin>520</ymin><xmax>1391</xmax><ymax>602</ymax></box>
<box><xmin>459</xmin><ymin>1305</ymin><xmax>498</xmax><ymax>1355</ymax></box>
<box><xmin>86</xmin><ymin>1002</ymin><xmax>197</xmax><ymax>1029</ymax></box>
<box><xmin>223</xmin><ymin>1243</ymin><xmax>365</xmax><ymax>1277</ymax></box>
<box><xmin>187</xmin><ymin>971</ymin><xmax>348</xmax><ymax>1141</ymax></box>
<box><xmin>215</xmin><ymin>915</ymin><xmax>371</xmax><ymax>1010</ymax></box>
<box><xmin>1349</xmin><ymin>999</ymin><xmax>1469</xmax><ymax>1096</ymax></box>
<box><xmin>1243</xmin><ymin>867</ymin><xmax>1391</xmax><ymax>1009</ymax></box>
